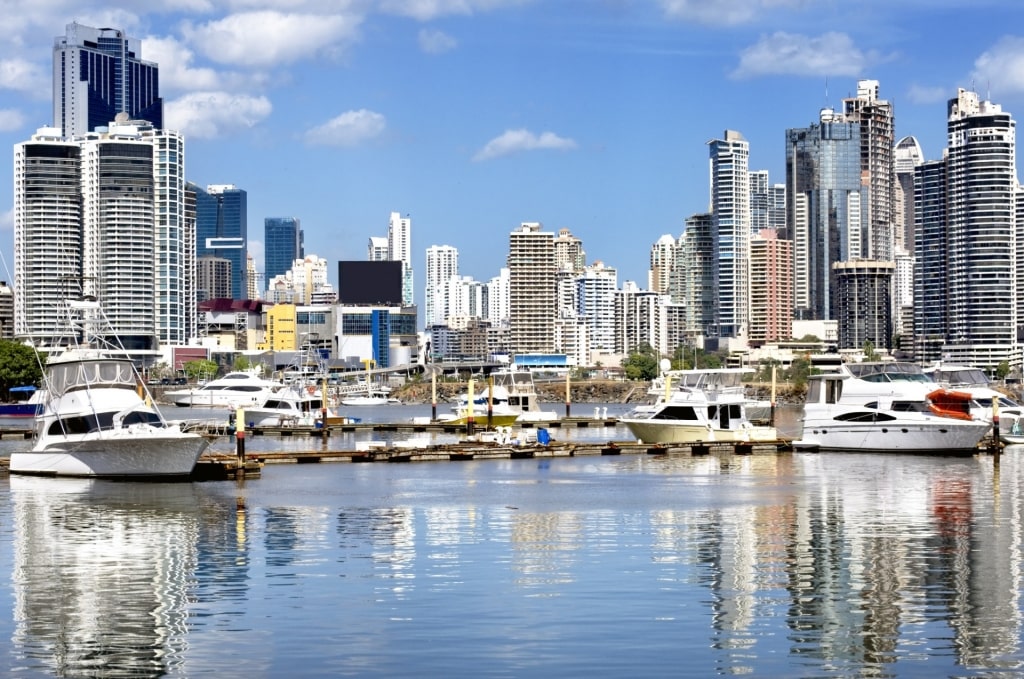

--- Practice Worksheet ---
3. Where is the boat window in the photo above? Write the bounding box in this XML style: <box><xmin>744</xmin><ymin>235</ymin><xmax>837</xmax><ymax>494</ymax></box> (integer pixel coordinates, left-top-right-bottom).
<box><xmin>833</xmin><ymin>411</ymin><xmax>899</xmax><ymax>422</ymax></box>
<box><xmin>122</xmin><ymin>411</ymin><xmax>162</xmax><ymax>426</ymax></box>
<box><xmin>825</xmin><ymin>379</ymin><xmax>842</xmax><ymax>404</ymax></box>
<box><xmin>230</xmin><ymin>386</ymin><xmax>267</xmax><ymax>392</ymax></box>
<box><xmin>656</xmin><ymin>406</ymin><xmax>699</xmax><ymax>421</ymax></box>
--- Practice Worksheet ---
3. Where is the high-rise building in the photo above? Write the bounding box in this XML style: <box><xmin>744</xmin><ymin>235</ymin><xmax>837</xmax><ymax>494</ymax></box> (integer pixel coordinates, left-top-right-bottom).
<box><xmin>785</xmin><ymin>106</ymin><xmax>864</xmax><ymax>321</ymax></box>
<box><xmin>749</xmin><ymin>230</ymin><xmax>793</xmax><ymax>346</ymax></box>
<box><xmin>842</xmin><ymin>80</ymin><xmax>895</xmax><ymax>262</ymax></box>
<box><xmin>367</xmin><ymin>237</ymin><xmax>389</xmax><ymax>261</ymax></box>
<box><xmin>833</xmin><ymin>260</ymin><xmax>894</xmax><ymax>350</ymax></box>
<box><xmin>197</xmin><ymin>256</ymin><xmax>232</xmax><ymax>301</ymax></box>
<box><xmin>425</xmin><ymin>245</ymin><xmax>459</xmax><ymax>327</ymax></box>
<box><xmin>680</xmin><ymin>213</ymin><xmax>715</xmax><ymax>340</ymax></box>
<box><xmin>576</xmin><ymin>262</ymin><xmax>618</xmax><ymax>351</ymax></box>
<box><xmin>53</xmin><ymin>23</ymin><xmax>163</xmax><ymax>137</ymax></box>
<box><xmin>14</xmin><ymin>121</ymin><xmax>180</xmax><ymax>351</ymax></box>
<box><xmin>194</xmin><ymin>184</ymin><xmax>248</xmax><ymax>300</ymax></box>
<box><xmin>486</xmin><ymin>268</ymin><xmax>510</xmax><ymax>327</ymax></box>
<box><xmin>648</xmin><ymin>234</ymin><xmax>676</xmax><ymax>294</ymax></box>
<box><xmin>554</xmin><ymin>228</ymin><xmax>586</xmax><ymax>272</ymax></box>
<box><xmin>265</xmin><ymin>217</ymin><xmax>303</xmax><ymax>289</ymax></box>
<box><xmin>914</xmin><ymin>89</ymin><xmax>1018</xmax><ymax>366</ymax></box>
<box><xmin>388</xmin><ymin>212</ymin><xmax>414</xmax><ymax>306</ymax></box>
<box><xmin>508</xmin><ymin>222</ymin><xmax>556</xmax><ymax>353</ymax></box>
<box><xmin>152</xmin><ymin>125</ymin><xmax>193</xmax><ymax>344</ymax></box>
<box><xmin>894</xmin><ymin>136</ymin><xmax>925</xmax><ymax>252</ymax></box>
<box><xmin>708</xmin><ymin>130</ymin><xmax>750</xmax><ymax>339</ymax></box>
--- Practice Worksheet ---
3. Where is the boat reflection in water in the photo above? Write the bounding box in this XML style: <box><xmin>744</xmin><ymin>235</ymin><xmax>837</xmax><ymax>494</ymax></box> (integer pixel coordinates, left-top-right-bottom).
<box><xmin>8</xmin><ymin>477</ymin><xmax>220</xmax><ymax>677</ymax></box>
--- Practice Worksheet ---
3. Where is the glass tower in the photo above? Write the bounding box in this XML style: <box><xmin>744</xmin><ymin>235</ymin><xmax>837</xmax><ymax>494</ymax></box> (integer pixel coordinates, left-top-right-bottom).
<box><xmin>53</xmin><ymin>22</ymin><xmax>163</xmax><ymax>137</ymax></box>
<box><xmin>194</xmin><ymin>184</ymin><xmax>248</xmax><ymax>300</ymax></box>
<box><xmin>265</xmin><ymin>217</ymin><xmax>304</xmax><ymax>288</ymax></box>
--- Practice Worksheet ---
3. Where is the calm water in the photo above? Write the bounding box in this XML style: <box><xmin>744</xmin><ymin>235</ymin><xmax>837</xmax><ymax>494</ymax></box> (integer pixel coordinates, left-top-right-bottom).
<box><xmin>1</xmin><ymin>407</ymin><xmax>1022</xmax><ymax>677</ymax></box>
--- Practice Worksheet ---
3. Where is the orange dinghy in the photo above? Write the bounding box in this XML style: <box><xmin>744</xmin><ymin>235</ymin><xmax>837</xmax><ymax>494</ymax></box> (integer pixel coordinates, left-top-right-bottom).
<box><xmin>927</xmin><ymin>389</ymin><xmax>975</xmax><ymax>421</ymax></box>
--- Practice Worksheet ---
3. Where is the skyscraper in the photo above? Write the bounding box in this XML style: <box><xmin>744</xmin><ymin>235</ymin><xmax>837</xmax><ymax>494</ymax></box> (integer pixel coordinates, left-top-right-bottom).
<box><xmin>842</xmin><ymin>80</ymin><xmax>895</xmax><ymax>262</ymax></box>
<box><xmin>53</xmin><ymin>23</ymin><xmax>163</xmax><ymax>137</ymax></box>
<box><xmin>508</xmin><ymin>222</ymin><xmax>556</xmax><ymax>354</ymax></box>
<box><xmin>388</xmin><ymin>212</ymin><xmax>413</xmax><ymax>306</ymax></box>
<box><xmin>194</xmin><ymin>184</ymin><xmax>248</xmax><ymax>300</ymax></box>
<box><xmin>14</xmin><ymin>120</ymin><xmax>176</xmax><ymax>351</ymax></box>
<box><xmin>708</xmin><ymin>130</ymin><xmax>750</xmax><ymax>339</ymax></box>
<box><xmin>786</xmin><ymin>107</ymin><xmax>864</xmax><ymax>321</ymax></box>
<box><xmin>894</xmin><ymin>135</ymin><xmax>925</xmax><ymax>252</ymax></box>
<box><xmin>914</xmin><ymin>88</ymin><xmax>1018</xmax><ymax>366</ymax></box>
<box><xmin>264</xmin><ymin>217</ymin><xmax>302</xmax><ymax>292</ymax></box>
<box><xmin>425</xmin><ymin>245</ymin><xmax>459</xmax><ymax>327</ymax></box>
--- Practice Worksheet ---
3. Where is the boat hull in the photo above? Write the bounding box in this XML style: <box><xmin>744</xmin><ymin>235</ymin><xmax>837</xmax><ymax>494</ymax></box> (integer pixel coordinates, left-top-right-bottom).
<box><xmin>438</xmin><ymin>413</ymin><xmax>521</xmax><ymax>427</ymax></box>
<box><xmin>794</xmin><ymin>416</ymin><xmax>990</xmax><ymax>454</ymax></box>
<box><xmin>620</xmin><ymin>419</ymin><xmax>777</xmax><ymax>444</ymax></box>
<box><xmin>11</xmin><ymin>432</ymin><xmax>209</xmax><ymax>478</ymax></box>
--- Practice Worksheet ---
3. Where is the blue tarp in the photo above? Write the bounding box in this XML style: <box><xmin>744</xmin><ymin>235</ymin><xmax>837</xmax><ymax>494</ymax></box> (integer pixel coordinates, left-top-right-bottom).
<box><xmin>10</xmin><ymin>386</ymin><xmax>36</xmax><ymax>393</ymax></box>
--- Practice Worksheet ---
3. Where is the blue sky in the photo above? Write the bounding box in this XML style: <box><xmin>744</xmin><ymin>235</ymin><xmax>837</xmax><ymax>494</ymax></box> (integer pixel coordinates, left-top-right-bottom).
<box><xmin>1</xmin><ymin>0</ymin><xmax>1023</xmax><ymax>290</ymax></box>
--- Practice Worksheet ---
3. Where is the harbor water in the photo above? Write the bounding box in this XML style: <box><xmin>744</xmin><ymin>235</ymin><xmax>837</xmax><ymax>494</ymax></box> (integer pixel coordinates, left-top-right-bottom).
<box><xmin>0</xmin><ymin>404</ymin><xmax>1022</xmax><ymax>676</ymax></box>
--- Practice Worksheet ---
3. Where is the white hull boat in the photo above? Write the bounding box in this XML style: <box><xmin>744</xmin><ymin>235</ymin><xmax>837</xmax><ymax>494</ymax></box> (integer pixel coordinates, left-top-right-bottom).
<box><xmin>11</xmin><ymin>300</ymin><xmax>209</xmax><ymax>478</ymax></box>
<box><xmin>794</xmin><ymin>362</ymin><xmax>990</xmax><ymax>455</ymax></box>
<box><xmin>165</xmin><ymin>370</ymin><xmax>281</xmax><ymax>408</ymax></box>
<box><xmin>619</xmin><ymin>368</ymin><xmax>777</xmax><ymax>444</ymax></box>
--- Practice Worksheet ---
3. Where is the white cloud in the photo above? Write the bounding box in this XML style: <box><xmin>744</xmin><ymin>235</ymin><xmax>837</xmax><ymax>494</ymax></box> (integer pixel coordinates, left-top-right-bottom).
<box><xmin>971</xmin><ymin>36</ymin><xmax>1024</xmax><ymax>95</ymax></box>
<box><xmin>419</xmin><ymin>28</ymin><xmax>457</xmax><ymax>54</ymax></box>
<box><xmin>304</xmin><ymin>109</ymin><xmax>386</xmax><ymax>147</ymax></box>
<box><xmin>379</xmin><ymin>0</ymin><xmax>531</xmax><ymax>21</ymax></box>
<box><xmin>658</xmin><ymin>0</ymin><xmax>805</xmax><ymax>25</ymax></box>
<box><xmin>144</xmin><ymin>35</ymin><xmax>223</xmax><ymax>93</ymax></box>
<box><xmin>0</xmin><ymin>109</ymin><xmax>25</xmax><ymax>132</ymax></box>
<box><xmin>473</xmin><ymin>129</ymin><xmax>577</xmax><ymax>161</ymax></box>
<box><xmin>0</xmin><ymin>58</ymin><xmax>49</xmax><ymax>96</ymax></box>
<box><xmin>732</xmin><ymin>32</ymin><xmax>872</xmax><ymax>78</ymax></box>
<box><xmin>906</xmin><ymin>84</ymin><xmax>948</xmax><ymax>105</ymax></box>
<box><xmin>181</xmin><ymin>11</ymin><xmax>362</xmax><ymax>67</ymax></box>
<box><xmin>0</xmin><ymin>208</ymin><xmax>11</xmax><ymax>233</ymax></box>
<box><xmin>164</xmin><ymin>91</ymin><xmax>272</xmax><ymax>138</ymax></box>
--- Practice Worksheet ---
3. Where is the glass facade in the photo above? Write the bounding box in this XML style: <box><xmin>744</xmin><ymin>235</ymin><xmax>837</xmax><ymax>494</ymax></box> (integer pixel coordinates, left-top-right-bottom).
<box><xmin>265</xmin><ymin>217</ymin><xmax>303</xmax><ymax>286</ymax></box>
<box><xmin>194</xmin><ymin>184</ymin><xmax>247</xmax><ymax>300</ymax></box>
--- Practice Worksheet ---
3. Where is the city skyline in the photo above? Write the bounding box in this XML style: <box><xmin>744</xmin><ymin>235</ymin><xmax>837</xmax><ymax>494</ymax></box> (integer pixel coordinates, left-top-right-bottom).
<box><xmin>0</xmin><ymin>3</ymin><xmax>1023</xmax><ymax>287</ymax></box>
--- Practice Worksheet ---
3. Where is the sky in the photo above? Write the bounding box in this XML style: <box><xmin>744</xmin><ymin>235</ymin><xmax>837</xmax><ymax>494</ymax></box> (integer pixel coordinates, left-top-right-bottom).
<box><xmin>1</xmin><ymin>0</ymin><xmax>1024</xmax><ymax>293</ymax></box>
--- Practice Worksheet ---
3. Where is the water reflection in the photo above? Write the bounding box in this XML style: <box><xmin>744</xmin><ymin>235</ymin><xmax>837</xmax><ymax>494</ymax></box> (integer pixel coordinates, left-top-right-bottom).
<box><xmin>4</xmin><ymin>448</ymin><xmax>1024</xmax><ymax>676</ymax></box>
<box><xmin>9</xmin><ymin>477</ymin><xmax>214</xmax><ymax>677</ymax></box>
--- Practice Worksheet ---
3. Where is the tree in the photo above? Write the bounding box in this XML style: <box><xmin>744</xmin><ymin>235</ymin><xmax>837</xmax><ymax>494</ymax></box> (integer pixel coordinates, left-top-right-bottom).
<box><xmin>0</xmin><ymin>340</ymin><xmax>44</xmax><ymax>400</ymax></box>
<box><xmin>621</xmin><ymin>344</ymin><xmax>660</xmax><ymax>381</ymax></box>
<box><xmin>234</xmin><ymin>355</ymin><xmax>257</xmax><ymax>371</ymax></box>
<box><xmin>996</xmin><ymin>360</ymin><xmax>1011</xmax><ymax>380</ymax></box>
<box><xmin>862</xmin><ymin>340</ymin><xmax>879</xmax><ymax>362</ymax></box>
<box><xmin>183</xmin><ymin>359</ymin><xmax>219</xmax><ymax>381</ymax></box>
<box><xmin>787</xmin><ymin>355</ymin><xmax>812</xmax><ymax>392</ymax></box>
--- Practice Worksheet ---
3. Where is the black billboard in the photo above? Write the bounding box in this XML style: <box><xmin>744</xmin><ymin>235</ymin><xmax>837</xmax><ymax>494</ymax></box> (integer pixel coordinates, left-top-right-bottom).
<box><xmin>338</xmin><ymin>261</ymin><xmax>403</xmax><ymax>306</ymax></box>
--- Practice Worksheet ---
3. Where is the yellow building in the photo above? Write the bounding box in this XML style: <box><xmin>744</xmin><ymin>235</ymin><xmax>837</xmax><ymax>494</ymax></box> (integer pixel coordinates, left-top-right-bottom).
<box><xmin>258</xmin><ymin>303</ymin><xmax>298</xmax><ymax>351</ymax></box>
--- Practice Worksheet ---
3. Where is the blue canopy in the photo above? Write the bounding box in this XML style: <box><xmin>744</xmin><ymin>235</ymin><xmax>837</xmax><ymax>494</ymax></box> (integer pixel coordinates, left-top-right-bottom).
<box><xmin>10</xmin><ymin>385</ymin><xmax>37</xmax><ymax>393</ymax></box>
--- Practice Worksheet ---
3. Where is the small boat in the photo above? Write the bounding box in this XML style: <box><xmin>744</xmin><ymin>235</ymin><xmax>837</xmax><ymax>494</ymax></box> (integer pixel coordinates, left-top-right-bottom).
<box><xmin>340</xmin><ymin>392</ymin><xmax>401</xmax><ymax>406</ymax></box>
<box><xmin>165</xmin><ymin>369</ymin><xmax>282</xmax><ymax>408</ymax></box>
<box><xmin>794</xmin><ymin>362</ymin><xmax>990</xmax><ymax>454</ymax></box>
<box><xmin>10</xmin><ymin>299</ymin><xmax>210</xmax><ymax>478</ymax></box>
<box><xmin>0</xmin><ymin>386</ymin><xmax>45</xmax><ymax>418</ymax></box>
<box><xmin>618</xmin><ymin>368</ymin><xmax>777</xmax><ymax>444</ymax></box>
<box><xmin>923</xmin><ymin>362</ymin><xmax>1023</xmax><ymax>426</ymax></box>
<box><xmin>440</xmin><ymin>367</ymin><xmax>558</xmax><ymax>425</ymax></box>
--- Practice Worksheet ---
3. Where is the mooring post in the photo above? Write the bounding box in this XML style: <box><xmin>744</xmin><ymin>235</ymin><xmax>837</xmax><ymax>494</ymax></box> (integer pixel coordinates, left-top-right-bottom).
<box><xmin>235</xmin><ymin>407</ymin><xmax>246</xmax><ymax>477</ymax></box>
<box><xmin>565</xmin><ymin>371</ymin><xmax>571</xmax><ymax>418</ymax></box>
<box><xmin>487</xmin><ymin>374</ymin><xmax>494</xmax><ymax>428</ymax></box>
<box><xmin>993</xmin><ymin>397</ymin><xmax>1001</xmax><ymax>461</ymax></box>
<box><xmin>431</xmin><ymin>369</ymin><xmax>437</xmax><ymax>421</ymax></box>
<box><xmin>466</xmin><ymin>378</ymin><xmax>475</xmax><ymax>436</ymax></box>
<box><xmin>321</xmin><ymin>374</ymin><xmax>329</xmax><ymax>444</ymax></box>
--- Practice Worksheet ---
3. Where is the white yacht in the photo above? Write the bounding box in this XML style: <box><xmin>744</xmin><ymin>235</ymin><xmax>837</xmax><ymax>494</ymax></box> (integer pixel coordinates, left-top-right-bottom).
<box><xmin>794</xmin><ymin>362</ymin><xmax>990</xmax><ymax>454</ymax></box>
<box><xmin>439</xmin><ymin>367</ymin><xmax>558</xmax><ymax>425</ymax></box>
<box><xmin>165</xmin><ymin>369</ymin><xmax>282</xmax><ymax>408</ymax></box>
<box><xmin>618</xmin><ymin>369</ymin><xmax>777</xmax><ymax>444</ymax></box>
<box><xmin>922</xmin><ymin>363</ymin><xmax>1022</xmax><ymax>423</ymax></box>
<box><xmin>11</xmin><ymin>300</ymin><xmax>209</xmax><ymax>478</ymax></box>
<box><xmin>243</xmin><ymin>384</ymin><xmax>344</xmax><ymax>427</ymax></box>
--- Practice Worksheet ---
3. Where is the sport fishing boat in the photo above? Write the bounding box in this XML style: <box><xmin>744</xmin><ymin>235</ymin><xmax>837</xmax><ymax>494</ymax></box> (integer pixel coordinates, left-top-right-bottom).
<box><xmin>10</xmin><ymin>299</ymin><xmax>209</xmax><ymax>477</ymax></box>
<box><xmin>793</xmin><ymin>362</ymin><xmax>989</xmax><ymax>454</ymax></box>
<box><xmin>618</xmin><ymin>368</ymin><xmax>777</xmax><ymax>444</ymax></box>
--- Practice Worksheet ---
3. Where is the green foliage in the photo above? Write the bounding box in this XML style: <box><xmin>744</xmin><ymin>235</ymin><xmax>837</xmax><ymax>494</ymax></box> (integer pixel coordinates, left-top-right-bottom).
<box><xmin>621</xmin><ymin>344</ymin><xmax>660</xmax><ymax>381</ymax></box>
<box><xmin>183</xmin><ymin>359</ymin><xmax>219</xmax><ymax>380</ymax></box>
<box><xmin>787</xmin><ymin>356</ymin><xmax>812</xmax><ymax>391</ymax></box>
<box><xmin>0</xmin><ymin>340</ymin><xmax>44</xmax><ymax>400</ymax></box>
<box><xmin>234</xmin><ymin>355</ymin><xmax>255</xmax><ymax>371</ymax></box>
<box><xmin>996</xmin><ymin>360</ymin><xmax>1011</xmax><ymax>380</ymax></box>
<box><xmin>862</xmin><ymin>340</ymin><xmax>879</xmax><ymax>362</ymax></box>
